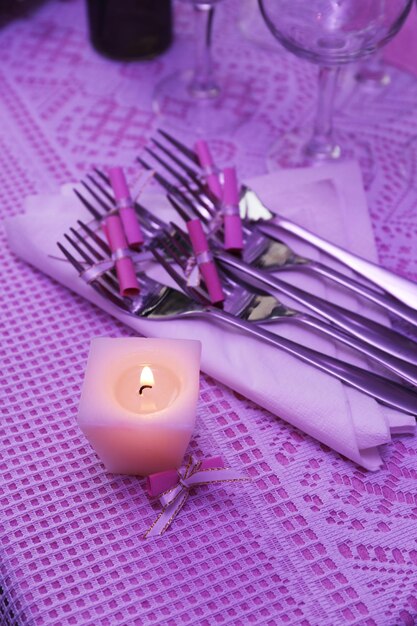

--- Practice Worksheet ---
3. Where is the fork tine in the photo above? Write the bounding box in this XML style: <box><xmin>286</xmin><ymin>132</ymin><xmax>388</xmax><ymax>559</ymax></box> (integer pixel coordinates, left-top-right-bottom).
<box><xmin>59</xmin><ymin>236</ymin><xmax>128</xmax><ymax>308</ymax></box>
<box><xmin>150</xmin><ymin>240</ymin><xmax>209</xmax><ymax>306</ymax></box>
<box><xmin>81</xmin><ymin>180</ymin><xmax>113</xmax><ymax>214</ymax></box>
<box><xmin>70</xmin><ymin>226</ymin><xmax>104</xmax><ymax>262</ymax></box>
<box><xmin>86</xmin><ymin>172</ymin><xmax>115</xmax><ymax>205</ymax></box>
<box><xmin>59</xmin><ymin>228</ymin><xmax>123</xmax><ymax>297</ymax></box>
<box><xmin>145</xmin><ymin>146</ymin><xmax>191</xmax><ymax>189</ymax></box>
<box><xmin>57</xmin><ymin>241</ymin><xmax>84</xmax><ymax>273</ymax></box>
<box><xmin>166</xmin><ymin>194</ymin><xmax>193</xmax><ymax>224</ymax></box>
<box><xmin>134</xmin><ymin>201</ymin><xmax>167</xmax><ymax>231</ymax></box>
<box><xmin>136</xmin><ymin>156</ymin><xmax>154</xmax><ymax>172</ymax></box>
<box><xmin>150</xmin><ymin>244</ymin><xmax>187</xmax><ymax>289</ymax></box>
<box><xmin>77</xmin><ymin>219</ymin><xmax>111</xmax><ymax>255</ymax></box>
<box><xmin>167</xmin><ymin>187</ymin><xmax>200</xmax><ymax>213</ymax></box>
<box><xmin>157</xmin><ymin>129</ymin><xmax>198</xmax><ymax>165</ymax></box>
<box><xmin>147</xmin><ymin>146</ymin><xmax>215</xmax><ymax>213</ymax></box>
<box><xmin>137</xmin><ymin>156</ymin><xmax>178</xmax><ymax>195</ymax></box>
<box><xmin>151</xmin><ymin>138</ymin><xmax>200</xmax><ymax>182</ymax></box>
<box><xmin>140</xmin><ymin>150</ymin><xmax>213</xmax><ymax>215</ymax></box>
<box><xmin>68</xmin><ymin>227</ymin><xmax>119</xmax><ymax>290</ymax></box>
<box><xmin>66</xmin><ymin>224</ymin><xmax>121</xmax><ymax>289</ymax></box>
<box><xmin>149</xmin><ymin>141</ymin><xmax>210</xmax><ymax>198</ymax></box>
<box><xmin>150</xmin><ymin>237</ymin><xmax>188</xmax><ymax>282</ymax></box>
<box><xmin>64</xmin><ymin>232</ymin><xmax>95</xmax><ymax>266</ymax></box>
<box><xmin>73</xmin><ymin>188</ymin><xmax>102</xmax><ymax>221</ymax></box>
<box><xmin>180</xmin><ymin>180</ymin><xmax>217</xmax><ymax>216</ymax></box>
<box><xmin>166</xmin><ymin>190</ymin><xmax>213</xmax><ymax>227</ymax></box>
<box><xmin>152</xmin><ymin>227</ymin><xmax>188</xmax><ymax>269</ymax></box>
<box><xmin>171</xmin><ymin>179</ymin><xmax>215</xmax><ymax>217</ymax></box>
<box><xmin>169</xmin><ymin>222</ymin><xmax>193</xmax><ymax>257</ymax></box>
<box><xmin>93</xmin><ymin>167</ymin><xmax>111</xmax><ymax>185</ymax></box>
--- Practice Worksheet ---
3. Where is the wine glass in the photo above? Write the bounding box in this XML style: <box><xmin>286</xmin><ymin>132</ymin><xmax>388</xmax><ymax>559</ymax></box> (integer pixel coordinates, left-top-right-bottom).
<box><xmin>239</xmin><ymin>0</ymin><xmax>284</xmax><ymax>51</ymax></box>
<box><xmin>354</xmin><ymin>50</ymin><xmax>391</xmax><ymax>89</ymax></box>
<box><xmin>154</xmin><ymin>0</ymin><xmax>257</xmax><ymax>136</ymax></box>
<box><xmin>258</xmin><ymin>0</ymin><xmax>413</xmax><ymax>170</ymax></box>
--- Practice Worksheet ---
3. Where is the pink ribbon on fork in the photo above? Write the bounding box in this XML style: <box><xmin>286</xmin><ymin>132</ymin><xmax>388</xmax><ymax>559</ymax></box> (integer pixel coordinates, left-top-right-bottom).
<box><xmin>103</xmin><ymin>214</ymin><xmax>140</xmax><ymax>296</ymax></box>
<box><xmin>194</xmin><ymin>141</ymin><xmax>244</xmax><ymax>253</ymax></box>
<box><xmin>194</xmin><ymin>139</ymin><xmax>223</xmax><ymax>200</ymax></box>
<box><xmin>108</xmin><ymin>166</ymin><xmax>144</xmax><ymax>250</ymax></box>
<box><xmin>186</xmin><ymin>219</ymin><xmax>225</xmax><ymax>304</ymax></box>
<box><xmin>79</xmin><ymin>248</ymin><xmax>149</xmax><ymax>286</ymax></box>
<box><xmin>144</xmin><ymin>456</ymin><xmax>249</xmax><ymax>538</ymax></box>
<box><xmin>184</xmin><ymin>250</ymin><xmax>214</xmax><ymax>288</ymax></box>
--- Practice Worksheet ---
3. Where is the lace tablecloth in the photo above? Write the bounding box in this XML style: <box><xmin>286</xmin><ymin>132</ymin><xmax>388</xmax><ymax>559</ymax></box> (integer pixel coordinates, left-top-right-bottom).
<box><xmin>1</xmin><ymin>1</ymin><xmax>417</xmax><ymax>625</ymax></box>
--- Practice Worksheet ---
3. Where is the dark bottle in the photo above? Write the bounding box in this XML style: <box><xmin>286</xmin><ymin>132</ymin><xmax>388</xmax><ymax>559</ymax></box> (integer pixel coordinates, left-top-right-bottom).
<box><xmin>86</xmin><ymin>0</ymin><xmax>172</xmax><ymax>60</ymax></box>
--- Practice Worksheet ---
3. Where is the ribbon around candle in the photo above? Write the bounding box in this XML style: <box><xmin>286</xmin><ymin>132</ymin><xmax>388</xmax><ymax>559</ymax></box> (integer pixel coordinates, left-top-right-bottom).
<box><xmin>144</xmin><ymin>456</ymin><xmax>249</xmax><ymax>538</ymax></box>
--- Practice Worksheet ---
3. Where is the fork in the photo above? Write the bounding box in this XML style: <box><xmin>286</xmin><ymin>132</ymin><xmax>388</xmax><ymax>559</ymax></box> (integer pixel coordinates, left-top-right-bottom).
<box><xmin>72</xmin><ymin>176</ymin><xmax>417</xmax><ymax>386</ymax></box>
<box><xmin>73</xmin><ymin>178</ymin><xmax>294</xmax><ymax>325</ymax></box>
<box><xmin>164</xmin><ymin>221</ymin><xmax>417</xmax><ymax>386</ymax></box>
<box><xmin>142</xmin><ymin>129</ymin><xmax>417</xmax><ymax>324</ymax></box>
<box><xmin>78</xmin><ymin>170</ymin><xmax>417</xmax><ymax>368</ymax></box>
<box><xmin>56</xmin><ymin>225</ymin><xmax>417</xmax><ymax>415</ymax></box>
<box><xmin>73</xmin><ymin>177</ymin><xmax>325</xmax><ymax>326</ymax></box>
<box><xmin>165</xmin><ymin>191</ymin><xmax>417</xmax><ymax>367</ymax></box>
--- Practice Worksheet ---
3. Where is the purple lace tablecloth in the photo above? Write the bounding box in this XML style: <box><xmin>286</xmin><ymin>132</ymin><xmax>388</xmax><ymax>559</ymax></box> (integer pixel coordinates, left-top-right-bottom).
<box><xmin>2</xmin><ymin>1</ymin><xmax>417</xmax><ymax>625</ymax></box>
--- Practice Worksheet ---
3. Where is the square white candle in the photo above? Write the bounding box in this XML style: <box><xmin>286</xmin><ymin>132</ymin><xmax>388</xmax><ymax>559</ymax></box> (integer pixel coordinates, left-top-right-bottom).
<box><xmin>78</xmin><ymin>337</ymin><xmax>201</xmax><ymax>475</ymax></box>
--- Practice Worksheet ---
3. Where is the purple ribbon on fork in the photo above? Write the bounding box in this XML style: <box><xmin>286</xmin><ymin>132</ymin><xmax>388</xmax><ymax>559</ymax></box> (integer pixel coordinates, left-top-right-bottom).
<box><xmin>145</xmin><ymin>456</ymin><xmax>248</xmax><ymax>538</ymax></box>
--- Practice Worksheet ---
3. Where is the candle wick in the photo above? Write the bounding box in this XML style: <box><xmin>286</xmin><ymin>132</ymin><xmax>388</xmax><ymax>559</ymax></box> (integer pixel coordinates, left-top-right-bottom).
<box><xmin>139</xmin><ymin>385</ymin><xmax>153</xmax><ymax>395</ymax></box>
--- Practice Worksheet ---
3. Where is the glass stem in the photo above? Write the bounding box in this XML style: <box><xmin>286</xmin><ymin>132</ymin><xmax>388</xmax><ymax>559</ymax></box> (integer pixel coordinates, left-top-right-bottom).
<box><xmin>306</xmin><ymin>65</ymin><xmax>340</xmax><ymax>160</ymax></box>
<box><xmin>189</xmin><ymin>3</ymin><xmax>220</xmax><ymax>99</ymax></box>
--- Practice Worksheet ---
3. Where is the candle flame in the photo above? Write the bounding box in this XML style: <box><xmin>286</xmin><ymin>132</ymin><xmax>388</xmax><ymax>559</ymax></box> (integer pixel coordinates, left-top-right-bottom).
<box><xmin>140</xmin><ymin>365</ymin><xmax>154</xmax><ymax>387</ymax></box>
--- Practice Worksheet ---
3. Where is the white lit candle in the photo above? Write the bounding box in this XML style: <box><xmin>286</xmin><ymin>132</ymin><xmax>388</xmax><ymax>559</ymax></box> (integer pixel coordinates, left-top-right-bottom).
<box><xmin>77</xmin><ymin>338</ymin><xmax>201</xmax><ymax>475</ymax></box>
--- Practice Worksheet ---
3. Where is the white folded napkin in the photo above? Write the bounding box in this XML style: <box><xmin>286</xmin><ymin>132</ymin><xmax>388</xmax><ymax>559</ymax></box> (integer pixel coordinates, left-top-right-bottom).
<box><xmin>5</xmin><ymin>161</ymin><xmax>414</xmax><ymax>470</ymax></box>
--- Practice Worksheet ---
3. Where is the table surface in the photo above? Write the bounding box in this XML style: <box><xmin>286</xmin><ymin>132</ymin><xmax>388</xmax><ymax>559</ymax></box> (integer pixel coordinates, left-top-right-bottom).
<box><xmin>2</xmin><ymin>1</ymin><xmax>417</xmax><ymax>625</ymax></box>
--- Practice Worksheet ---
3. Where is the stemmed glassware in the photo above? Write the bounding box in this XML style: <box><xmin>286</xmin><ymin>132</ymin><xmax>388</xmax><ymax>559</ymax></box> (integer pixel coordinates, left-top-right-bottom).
<box><xmin>239</xmin><ymin>0</ymin><xmax>283</xmax><ymax>51</ymax></box>
<box><xmin>154</xmin><ymin>0</ymin><xmax>257</xmax><ymax>135</ymax></box>
<box><xmin>355</xmin><ymin>50</ymin><xmax>391</xmax><ymax>89</ymax></box>
<box><xmin>258</xmin><ymin>0</ymin><xmax>413</xmax><ymax>170</ymax></box>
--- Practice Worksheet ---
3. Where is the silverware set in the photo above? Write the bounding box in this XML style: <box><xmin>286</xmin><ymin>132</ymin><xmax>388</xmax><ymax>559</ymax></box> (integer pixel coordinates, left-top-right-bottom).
<box><xmin>142</xmin><ymin>130</ymin><xmax>417</xmax><ymax>321</ymax></box>
<box><xmin>56</xmin><ymin>131</ymin><xmax>417</xmax><ymax>416</ymax></box>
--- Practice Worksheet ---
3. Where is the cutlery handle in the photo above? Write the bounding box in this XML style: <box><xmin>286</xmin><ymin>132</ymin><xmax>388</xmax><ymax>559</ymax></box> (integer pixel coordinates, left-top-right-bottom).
<box><xmin>305</xmin><ymin>260</ymin><xmax>417</xmax><ymax>328</ymax></box>
<box><xmin>267</xmin><ymin>218</ymin><xmax>417</xmax><ymax>310</ymax></box>
<box><xmin>207</xmin><ymin>308</ymin><xmax>417</xmax><ymax>416</ymax></box>
<box><xmin>218</xmin><ymin>252</ymin><xmax>417</xmax><ymax>366</ymax></box>
<box><xmin>298</xmin><ymin>314</ymin><xmax>417</xmax><ymax>387</ymax></box>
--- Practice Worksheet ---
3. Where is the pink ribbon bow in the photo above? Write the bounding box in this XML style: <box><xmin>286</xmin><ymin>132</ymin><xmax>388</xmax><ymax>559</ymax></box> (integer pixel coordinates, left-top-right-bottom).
<box><xmin>144</xmin><ymin>456</ymin><xmax>248</xmax><ymax>538</ymax></box>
